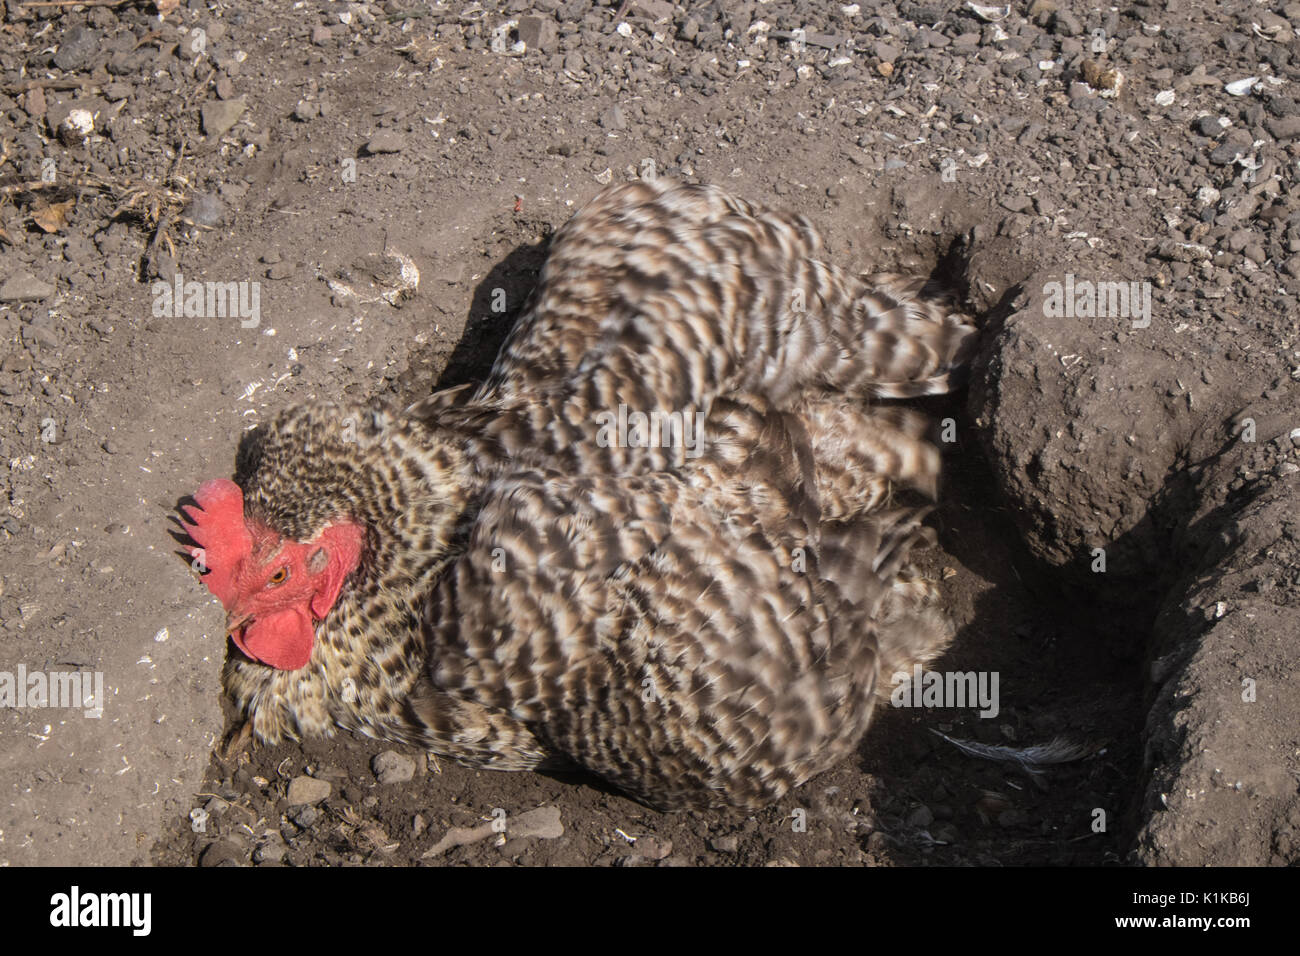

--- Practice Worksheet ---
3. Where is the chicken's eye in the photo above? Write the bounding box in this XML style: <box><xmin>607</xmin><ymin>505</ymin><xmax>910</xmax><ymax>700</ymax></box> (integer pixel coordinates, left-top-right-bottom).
<box><xmin>267</xmin><ymin>567</ymin><xmax>290</xmax><ymax>586</ymax></box>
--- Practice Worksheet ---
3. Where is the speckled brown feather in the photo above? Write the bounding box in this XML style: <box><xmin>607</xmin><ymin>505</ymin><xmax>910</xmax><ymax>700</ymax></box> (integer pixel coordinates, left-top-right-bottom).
<box><xmin>215</xmin><ymin>179</ymin><xmax>974</xmax><ymax>809</ymax></box>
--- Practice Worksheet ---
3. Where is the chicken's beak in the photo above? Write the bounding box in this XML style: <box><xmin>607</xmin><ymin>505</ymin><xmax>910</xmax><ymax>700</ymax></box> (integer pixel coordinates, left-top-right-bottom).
<box><xmin>225</xmin><ymin>612</ymin><xmax>253</xmax><ymax>641</ymax></box>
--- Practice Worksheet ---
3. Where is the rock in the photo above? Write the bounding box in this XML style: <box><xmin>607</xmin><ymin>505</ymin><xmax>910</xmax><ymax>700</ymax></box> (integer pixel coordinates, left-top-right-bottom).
<box><xmin>183</xmin><ymin>193</ymin><xmax>226</xmax><ymax>228</ymax></box>
<box><xmin>201</xmin><ymin>97</ymin><xmax>246</xmax><ymax>138</ymax></box>
<box><xmin>598</xmin><ymin>104</ymin><xmax>627</xmax><ymax>130</ymax></box>
<box><xmin>634</xmin><ymin>835</ymin><xmax>672</xmax><ymax>860</ymax></box>
<box><xmin>290</xmin><ymin>805</ymin><xmax>319</xmax><ymax>828</ymax></box>
<box><xmin>0</xmin><ymin>273</ymin><xmax>55</xmax><ymax>303</ymax></box>
<box><xmin>293</xmin><ymin>100</ymin><xmax>319</xmax><ymax>122</ymax></box>
<box><xmin>285</xmin><ymin>775</ymin><xmax>331</xmax><ymax>805</ymax></box>
<box><xmin>364</xmin><ymin>130</ymin><xmax>405</xmax><ymax>154</ymax></box>
<box><xmin>22</xmin><ymin>322</ymin><xmax>59</xmax><ymax>350</ymax></box>
<box><xmin>1267</xmin><ymin>116</ymin><xmax>1300</xmax><ymax>140</ymax></box>
<box><xmin>872</xmin><ymin>41</ymin><xmax>901</xmax><ymax>64</ymax></box>
<box><xmin>709</xmin><ymin>834</ymin><xmax>739</xmax><ymax>853</ymax></box>
<box><xmin>24</xmin><ymin>86</ymin><xmax>46</xmax><ymax>119</ymax></box>
<box><xmin>371</xmin><ymin>750</ymin><xmax>416</xmax><ymax>783</ymax></box>
<box><xmin>199</xmin><ymin>839</ymin><xmax>243</xmax><ymax>867</ymax></box>
<box><xmin>253</xmin><ymin>840</ymin><xmax>286</xmax><ymax>863</ymax></box>
<box><xmin>1209</xmin><ymin>143</ymin><xmax>1245</xmax><ymax>165</ymax></box>
<box><xmin>506</xmin><ymin>805</ymin><xmax>563</xmax><ymax>839</ymax></box>
<box><xmin>1051</xmin><ymin>10</ymin><xmax>1083</xmax><ymax>35</ymax></box>
<box><xmin>1194</xmin><ymin>115</ymin><xmax>1224</xmax><ymax>137</ymax></box>
<box><xmin>311</xmin><ymin>25</ymin><xmax>335</xmax><ymax>45</ymax></box>
<box><xmin>53</xmin><ymin>26</ymin><xmax>101</xmax><ymax>72</ymax></box>
<box><xmin>516</xmin><ymin>16</ymin><xmax>558</xmax><ymax>54</ymax></box>
<box><xmin>266</xmin><ymin>261</ymin><xmax>297</xmax><ymax>280</ymax></box>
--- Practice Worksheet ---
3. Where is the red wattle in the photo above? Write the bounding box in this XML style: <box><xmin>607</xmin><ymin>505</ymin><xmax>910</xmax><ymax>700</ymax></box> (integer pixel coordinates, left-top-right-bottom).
<box><xmin>232</xmin><ymin>607</ymin><xmax>316</xmax><ymax>671</ymax></box>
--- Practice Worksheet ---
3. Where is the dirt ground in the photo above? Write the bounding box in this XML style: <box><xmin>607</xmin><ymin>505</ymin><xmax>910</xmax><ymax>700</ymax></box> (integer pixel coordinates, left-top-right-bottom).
<box><xmin>1</xmin><ymin>0</ymin><xmax>1297</xmax><ymax>867</ymax></box>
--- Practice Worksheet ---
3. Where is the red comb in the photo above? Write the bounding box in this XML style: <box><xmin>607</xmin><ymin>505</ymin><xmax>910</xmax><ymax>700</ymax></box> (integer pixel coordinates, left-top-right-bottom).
<box><xmin>180</xmin><ymin>478</ymin><xmax>251</xmax><ymax>607</ymax></box>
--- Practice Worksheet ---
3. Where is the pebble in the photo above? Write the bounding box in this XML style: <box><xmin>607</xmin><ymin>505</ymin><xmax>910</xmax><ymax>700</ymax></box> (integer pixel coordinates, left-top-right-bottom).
<box><xmin>709</xmin><ymin>834</ymin><xmax>739</xmax><ymax>853</ymax></box>
<box><xmin>285</xmin><ymin>775</ymin><xmax>331</xmax><ymax>805</ymax></box>
<box><xmin>201</xmin><ymin>97</ymin><xmax>247</xmax><ymax>138</ymax></box>
<box><xmin>199</xmin><ymin>840</ymin><xmax>243</xmax><ymax>867</ymax></box>
<box><xmin>507</xmin><ymin>805</ymin><xmax>563</xmax><ymax>839</ymax></box>
<box><xmin>291</xmin><ymin>805</ymin><xmax>319</xmax><ymax>828</ymax></box>
<box><xmin>1209</xmin><ymin>142</ymin><xmax>1245</xmax><ymax>165</ymax></box>
<box><xmin>633</xmin><ymin>835</ymin><xmax>673</xmax><ymax>860</ymax></box>
<box><xmin>364</xmin><ymin>130</ymin><xmax>406</xmax><ymax>154</ymax></box>
<box><xmin>183</xmin><ymin>193</ymin><xmax>227</xmax><ymax>228</ymax></box>
<box><xmin>266</xmin><ymin>261</ymin><xmax>297</xmax><ymax>280</ymax></box>
<box><xmin>598</xmin><ymin>104</ymin><xmax>628</xmax><ymax>130</ymax></box>
<box><xmin>1267</xmin><ymin>116</ymin><xmax>1300</xmax><ymax>140</ymax></box>
<box><xmin>516</xmin><ymin>16</ymin><xmax>558</xmax><ymax>54</ymax></box>
<box><xmin>53</xmin><ymin>26</ymin><xmax>101</xmax><ymax>73</ymax></box>
<box><xmin>0</xmin><ymin>273</ymin><xmax>55</xmax><ymax>303</ymax></box>
<box><xmin>253</xmin><ymin>840</ymin><xmax>286</xmax><ymax>863</ymax></box>
<box><xmin>371</xmin><ymin>750</ymin><xmax>416</xmax><ymax>783</ymax></box>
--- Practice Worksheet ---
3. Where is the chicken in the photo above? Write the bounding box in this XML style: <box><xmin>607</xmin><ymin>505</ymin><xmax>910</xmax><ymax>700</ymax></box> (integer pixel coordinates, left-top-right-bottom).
<box><xmin>180</xmin><ymin>179</ymin><xmax>976</xmax><ymax>810</ymax></box>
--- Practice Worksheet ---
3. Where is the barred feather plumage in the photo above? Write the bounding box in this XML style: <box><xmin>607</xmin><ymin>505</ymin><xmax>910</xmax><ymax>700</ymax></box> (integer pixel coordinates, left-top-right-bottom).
<box><xmin>202</xmin><ymin>179</ymin><xmax>975</xmax><ymax>809</ymax></box>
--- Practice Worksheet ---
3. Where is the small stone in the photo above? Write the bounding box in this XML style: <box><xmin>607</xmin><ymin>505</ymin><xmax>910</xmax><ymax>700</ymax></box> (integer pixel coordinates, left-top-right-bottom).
<box><xmin>24</xmin><ymin>86</ymin><xmax>46</xmax><ymax>119</ymax></box>
<box><xmin>199</xmin><ymin>840</ymin><xmax>243</xmax><ymax>867</ymax></box>
<box><xmin>507</xmin><ymin>806</ymin><xmax>563</xmax><ymax>840</ymax></box>
<box><xmin>101</xmin><ymin>440</ymin><xmax>117</xmax><ymax>454</ymax></box>
<box><xmin>516</xmin><ymin>16</ymin><xmax>558</xmax><ymax>54</ymax></box>
<box><xmin>1</xmin><ymin>273</ymin><xmax>55</xmax><ymax>302</ymax></box>
<box><xmin>709</xmin><ymin>834</ymin><xmax>739</xmax><ymax>853</ymax></box>
<box><xmin>183</xmin><ymin>193</ymin><xmax>226</xmax><ymax>228</ymax></box>
<box><xmin>1194</xmin><ymin>115</ymin><xmax>1225</xmax><ymax>137</ymax></box>
<box><xmin>635</xmin><ymin>835</ymin><xmax>673</xmax><ymax>860</ymax></box>
<box><xmin>59</xmin><ymin>109</ymin><xmax>95</xmax><ymax>146</ymax></box>
<box><xmin>53</xmin><ymin>26</ymin><xmax>101</xmax><ymax>72</ymax></box>
<box><xmin>598</xmin><ymin>104</ymin><xmax>627</xmax><ymax>131</ymax></box>
<box><xmin>253</xmin><ymin>840</ymin><xmax>286</xmax><ymax>863</ymax></box>
<box><xmin>285</xmin><ymin>775</ymin><xmax>331</xmax><ymax>805</ymax></box>
<box><xmin>1052</xmin><ymin>10</ymin><xmax>1083</xmax><ymax>35</ymax></box>
<box><xmin>1209</xmin><ymin>142</ymin><xmax>1245</xmax><ymax>165</ymax></box>
<box><xmin>363</xmin><ymin>130</ymin><xmax>405</xmax><ymax>154</ymax></box>
<box><xmin>1267</xmin><ymin>116</ymin><xmax>1300</xmax><ymax>140</ymax></box>
<box><xmin>266</xmin><ymin>261</ymin><xmax>297</xmax><ymax>280</ymax></box>
<box><xmin>311</xmin><ymin>25</ymin><xmax>335</xmax><ymax>45</ymax></box>
<box><xmin>872</xmin><ymin>41</ymin><xmax>901</xmax><ymax>64</ymax></box>
<box><xmin>201</xmin><ymin>97</ymin><xmax>246</xmax><ymax>139</ymax></box>
<box><xmin>371</xmin><ymin>750</ymin><xmax>416</xmax><ymax>784</ymax></box>
<box><xmin>291</xmin><ymin>805</ymin><xmax>319</xmax><ymax>828</ymax></box>
<box><xmin>215</xmin><ymin>75</ymin><xmax>236</xmax><ymax>100</ymax></box>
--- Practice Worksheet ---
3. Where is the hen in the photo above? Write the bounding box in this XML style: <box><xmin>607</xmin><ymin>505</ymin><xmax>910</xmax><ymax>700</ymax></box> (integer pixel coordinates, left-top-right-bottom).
<box><xmin>181</xmin><ymin>180</ymin><xmax>975</xmax><ymax>810</ymax></box>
